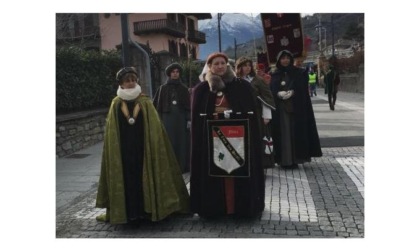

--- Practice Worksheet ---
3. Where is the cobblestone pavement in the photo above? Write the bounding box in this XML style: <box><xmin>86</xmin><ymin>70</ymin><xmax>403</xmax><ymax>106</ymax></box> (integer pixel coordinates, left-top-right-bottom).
<box><xmin>56</xmin><ymin>146</ymin><xmax>364</xmax><ymax>238</ymax></box>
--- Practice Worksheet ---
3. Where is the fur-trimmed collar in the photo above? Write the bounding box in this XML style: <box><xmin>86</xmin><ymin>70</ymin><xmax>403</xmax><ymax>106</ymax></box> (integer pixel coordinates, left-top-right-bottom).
<box><xmin>117</xmin><ymin>84</ymin><xmax>142</xmax><ymax>101</ymax></box>
<box><xmin>205</xmin><ymin>65</ymin><xmax>236</xmax><ymax>92</ymax></box>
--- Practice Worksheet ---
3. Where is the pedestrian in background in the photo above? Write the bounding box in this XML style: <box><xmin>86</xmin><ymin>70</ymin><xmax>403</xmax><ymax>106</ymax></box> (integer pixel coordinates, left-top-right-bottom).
<box><xmin>190</xmin><ymin>52</ymin><xmax>265</xmax><ymax>218</ymax></box>
<box><xmin>96</xmin><ymin>67</ymin><xmax>189</xmax><ymax>224</ymax></box>
<box><xmin>236</xmin><ymin>56</ymin><xmax>276</xmax><ymax>168</ymax></box>
<box><xmin>153</xmin><ymin>62</ymin><xmax>191</xmax><ymax>173</ymax></box>
<box><xmin>324</xmin><ymin>63</ymin><xmax>340</xmax><ymax>110</ymax></box>
<box><xmin>308</xmin><ymin>69</ymin><xmax>318</xmax><ymax>97</ymax></box>
<box><xmin>269</xmin><ymin>50</ymin><xmax>322</xmax><ymax>169</ymax></box>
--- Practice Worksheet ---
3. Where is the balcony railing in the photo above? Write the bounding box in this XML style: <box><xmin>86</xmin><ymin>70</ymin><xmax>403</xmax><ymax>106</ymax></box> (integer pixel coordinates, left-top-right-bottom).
<box><xmin>133</xmin><ymin>19</ymin><xmax>185</xmax><ymax>38</ymax></box>
<box><xmin>187</xmin><ymin>30</ymin><xmax>206</xmax><ymax>44</ymax></box>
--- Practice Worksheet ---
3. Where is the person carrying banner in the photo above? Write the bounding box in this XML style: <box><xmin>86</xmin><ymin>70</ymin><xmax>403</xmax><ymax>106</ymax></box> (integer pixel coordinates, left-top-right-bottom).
<box><xmin>190</xmin><ymin>52</ymin><xmax>265</xmax><ymax>218</ymax></box>
<box><xmin>269</xmin><ymin>50</ymin><xmax>322</xmax><ymax>169</ymax></box>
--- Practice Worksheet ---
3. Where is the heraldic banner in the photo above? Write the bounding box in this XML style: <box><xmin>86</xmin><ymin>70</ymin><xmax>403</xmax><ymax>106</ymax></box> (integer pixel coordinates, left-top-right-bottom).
<box><xmin>260</xmin><ymin>13</ymin><xmax>303</xmax><ymax>64</ymax></box>
<box><xmin>207</xmin><ymin>119</ymin><xmax>250</xmax><ymax>178</ymax></box>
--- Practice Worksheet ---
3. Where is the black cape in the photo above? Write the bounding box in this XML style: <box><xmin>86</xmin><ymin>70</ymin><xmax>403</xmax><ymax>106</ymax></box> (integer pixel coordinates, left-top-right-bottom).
<box><xmin>153</xmin><ymin>79</ymin><xmax>191</xmax><ymax>173</ymax></box>
<box><xmin>190</xmin><ymin>78</ymin><xmax>265</xmax><ymax>217</ymax></box>
<box><xmin>270</xmin><ymin>66</ymin><xmax>322</xmax><ymax>163</ymax></box>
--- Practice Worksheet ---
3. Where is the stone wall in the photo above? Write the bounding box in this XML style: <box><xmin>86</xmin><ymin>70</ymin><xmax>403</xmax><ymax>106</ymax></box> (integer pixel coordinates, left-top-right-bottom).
<box><xmin>56</xmin><ymin>109</ymin><xmax>108</xmax><ymax>158</ymax></box>
<box><xmin>339</xmin><ymin>65</ymin><xmax>364</xmax><ymax>93</ymax></box>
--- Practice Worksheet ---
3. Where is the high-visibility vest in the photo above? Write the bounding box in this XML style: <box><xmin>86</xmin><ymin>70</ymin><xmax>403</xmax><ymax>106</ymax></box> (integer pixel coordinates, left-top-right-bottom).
<box><xmin>308</xmin><ymin>73</ymin><xmax>317</xmax><ymax>85</ymax></box>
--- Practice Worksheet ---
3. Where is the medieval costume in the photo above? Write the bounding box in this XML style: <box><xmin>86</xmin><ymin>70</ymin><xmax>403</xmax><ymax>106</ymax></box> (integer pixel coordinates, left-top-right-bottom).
<box><xmin>96</xmin><ymin>67</ymin><xmax>189</xmax><ymax>224</ymax></box>
<box><xmin>190</xmin><ymin>53</ymin><xmax>265</xmax><ymax>218</ymax></box>
<box><xmin>270</xmin><ymin>50</ymin><xmax>322</xmax><ymax>168</ymax></box>
<box><xmin>235</xmin><ymin>57</ymin><xmax>276</xmax><ymax>168</ymax></box>
<box><xmin>153</xmin><ymin>63</ymin><xmax>190</xmax><ymax>173</ymax></box>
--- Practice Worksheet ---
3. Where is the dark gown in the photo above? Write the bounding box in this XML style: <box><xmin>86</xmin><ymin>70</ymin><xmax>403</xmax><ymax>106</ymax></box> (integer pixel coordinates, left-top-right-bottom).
<box><xmin>248</xmin><ymin>76</ymin><xmax>276</xmax><ymax>168</ymax></box>
<box><xmin>270</xmin><ymin>66</ymin><xmax>322</xmax><ymax>167</ymax></box>
<box><xmin>190</xmin><ymin>78</ymin><xmax>265</xmax><ymax>218</ymax></box>
<box><xmin>96</xmin><ymin>95</ymin><xmax>190</xmax><ymax>224</ymax></box>
<box><xmin>117</xmin><ymin>101</ymin><xmax>147</xmax><ymax>221</ymax></box>
<box><xmin>153</xmin><ymin>80</ymin><xmax>190</xmax><ymax>173</ymax></box>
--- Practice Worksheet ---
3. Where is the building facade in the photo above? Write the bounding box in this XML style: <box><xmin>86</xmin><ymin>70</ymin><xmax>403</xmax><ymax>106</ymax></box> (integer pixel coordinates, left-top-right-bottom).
<box><xmin>57</xmin><ymin>13</ymin><xmax>211</xmax><ymax>59</ymax></box>
<box><xmin>99</xmin><ymin>13</ymin><xmax>210</xmax><ymax>60</ymax></box>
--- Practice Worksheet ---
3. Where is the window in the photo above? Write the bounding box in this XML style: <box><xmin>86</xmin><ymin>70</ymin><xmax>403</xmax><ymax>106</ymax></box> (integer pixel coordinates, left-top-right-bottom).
<box><xmin>180</xmin><ymin>43</ymin><xmax>187</xmax><ymax>58</ymax></box>
<box><xmin>178</xmin><ymin>14</ymin><xmax>186</xmax><ymax>26</ymax></box>
<box><xmin>168</xmin><ymin>40</ymin><xmax>178</xmax><ymax>56</ymax></box>
<box><xmin>188</xmin><ymin>18</ymin><xmax>195</xmax><ymax>31</ymax></box>
<box><xmin>190</xmin><ymin>45</ymin><xmax>197</xmax><ymax>59</ymax></box>
<box><xmin>167</xmin><ymin>14</ymin><xmax>176</xmax><ymax>22</ymax></box>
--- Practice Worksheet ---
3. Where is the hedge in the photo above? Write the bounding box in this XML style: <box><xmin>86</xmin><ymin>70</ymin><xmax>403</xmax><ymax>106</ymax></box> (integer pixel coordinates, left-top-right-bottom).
<box><xmin>56</xmin><ymin>47</ymin><xmax>122</xmax><ymax>114</ymax></box>
<box><xmin>179</xmin><ymin>60</ymin><xmax>203</xmax><ymax>88</ymax></box>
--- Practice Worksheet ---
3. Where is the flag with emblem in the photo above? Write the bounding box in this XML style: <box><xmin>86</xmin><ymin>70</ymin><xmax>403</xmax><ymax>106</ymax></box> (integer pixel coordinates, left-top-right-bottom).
<box><xmin>207</xmin><ymin>119</ymin><xmax>250</xmax><ymax>177</ymax></box>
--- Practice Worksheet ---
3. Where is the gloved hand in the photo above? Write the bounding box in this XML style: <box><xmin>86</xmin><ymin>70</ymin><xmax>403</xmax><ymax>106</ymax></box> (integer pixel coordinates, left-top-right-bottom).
<box><xmin>282</xmin><ymin>90</ymin><xmax>294</xmax><ymax>100</ymax></box>
<box><xmin>277</xmin><ymin>91</ymin><xmax>287</xmax><ymax>99</ymax></box>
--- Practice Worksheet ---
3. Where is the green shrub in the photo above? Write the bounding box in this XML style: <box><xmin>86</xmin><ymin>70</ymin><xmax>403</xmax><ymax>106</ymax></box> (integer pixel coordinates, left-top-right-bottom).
<box><xmin>180</xmin><ymin>60</ymin><xmax>203</xmax><ymax>88</ymax></box>
<box><xmin>56</xmin><ymin>47</ymin><xmax>122</xmax><ymax>114</ymax></box>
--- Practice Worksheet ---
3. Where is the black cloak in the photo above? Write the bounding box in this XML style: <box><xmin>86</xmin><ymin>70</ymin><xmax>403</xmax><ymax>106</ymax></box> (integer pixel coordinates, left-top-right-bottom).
<box><xmin>270</xmin><ymin>50</ymin><xmax>322</xmax><ymax>165</ymax></box>
<box><xmin>190</xmin><ymin>77</ymin><xmax>265</xmax><ymax>218</ymax></box>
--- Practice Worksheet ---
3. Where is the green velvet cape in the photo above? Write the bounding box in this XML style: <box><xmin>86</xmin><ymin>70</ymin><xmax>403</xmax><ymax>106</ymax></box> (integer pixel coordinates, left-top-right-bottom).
<box><xmin>96</xmin><ymin>94</ymin><xmax>190</xmax><ymax>224</ymax></box>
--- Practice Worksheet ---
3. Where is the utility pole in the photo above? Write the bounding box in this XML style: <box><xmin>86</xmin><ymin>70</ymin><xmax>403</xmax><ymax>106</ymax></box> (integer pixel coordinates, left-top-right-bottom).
<box><xmin>217</xmin><ymin>13</ymin><xmax>222</xmax><ymax>52</ymax></box>
<box><xmin>234</xmin><ymin>39</ymin><xmax>246</xmax><ymax>62</ymax></box>
<box><xmin>250</xmin><ymin>13</ymin><xmax>257</xmax><ymax>60</ymax></box>
<box><xmin>234</xmin><ymin>38</ymin><xmax>237</xmax><ymax>62</ymax></box>
<box><xmin>185</xmin><ymin>21</ymin><xmax>192</xmax><ymax>87</ymax></box>
<box><xmin>120</xmin><ymin>13</ymin><xmax>130</xmax><ymax>66</ymax></box>
<box><xmin>331</xmin><ymin>14</ymin><xmax>335</xmax><ymax>57</ymax></box>
<box><xmin>317</xmin><ymin>15</ymin><xmax>322</xmax><ymax>53</ymax></box>
<box><xmin>315</xmin><ymin>14</ymin><xmax>326</xmax><ymax>84</ymax></box>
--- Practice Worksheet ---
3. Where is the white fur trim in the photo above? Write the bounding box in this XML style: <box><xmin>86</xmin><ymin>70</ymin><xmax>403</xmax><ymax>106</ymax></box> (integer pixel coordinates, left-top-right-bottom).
<box><xmin>117</xmin><ymin>84</ymin><xmax>142</xmax><ymax>101</ymax></box>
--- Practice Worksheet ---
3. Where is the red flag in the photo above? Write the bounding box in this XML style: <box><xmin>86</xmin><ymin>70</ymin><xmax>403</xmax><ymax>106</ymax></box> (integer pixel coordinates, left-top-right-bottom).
<box><xmin>261</xmin><ymin>13</ymin><xmax>304</xmax><ymax>64</ymax></box>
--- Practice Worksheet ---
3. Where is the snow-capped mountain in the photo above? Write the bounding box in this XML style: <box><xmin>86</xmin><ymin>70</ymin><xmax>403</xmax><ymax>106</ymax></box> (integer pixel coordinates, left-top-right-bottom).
<box><xmin>198</xmin><ymin>13</ymin><xmax>264</xmax><ymax>60</ymax></box>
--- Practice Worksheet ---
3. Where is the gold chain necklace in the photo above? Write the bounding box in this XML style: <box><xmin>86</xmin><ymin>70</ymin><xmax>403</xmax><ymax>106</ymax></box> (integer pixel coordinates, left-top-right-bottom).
<box><xmin>215</xmin><ymin>94</ymin><xmax>225</xmax><ymax>107</ymax></box>
<box><xmin>121</xmin><ymin>101</ymin><xmax>141</xmax><ymax>125</ymax></box>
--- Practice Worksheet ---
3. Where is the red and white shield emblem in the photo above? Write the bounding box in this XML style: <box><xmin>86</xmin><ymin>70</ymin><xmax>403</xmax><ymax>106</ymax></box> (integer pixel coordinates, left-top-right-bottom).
<box><xmin>212</xmin><ymin>125</ymin><xmax>245</xmax><ymax>174</ymax></box>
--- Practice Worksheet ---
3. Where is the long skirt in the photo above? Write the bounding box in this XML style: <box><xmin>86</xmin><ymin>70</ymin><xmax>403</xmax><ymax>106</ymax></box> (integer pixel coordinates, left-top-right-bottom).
<box><xmin>161</xmin><ymin>104</ymin><xmax>189</xmax><ymax>173</ymax></box>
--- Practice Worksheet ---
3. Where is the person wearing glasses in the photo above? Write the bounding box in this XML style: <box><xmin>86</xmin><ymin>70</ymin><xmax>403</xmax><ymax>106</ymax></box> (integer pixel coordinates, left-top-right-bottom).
<box><xmin>95</xmin><ymin>67</ymin><xmax>189</xmax><ymax>224</ymax></box>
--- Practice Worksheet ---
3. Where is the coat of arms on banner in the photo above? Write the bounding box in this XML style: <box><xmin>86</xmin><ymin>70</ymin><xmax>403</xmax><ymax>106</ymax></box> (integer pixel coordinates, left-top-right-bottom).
<box><xmin>207</xmin><ymin>119</ymin><xmax>250</xmax><ymax>177</ymax></box>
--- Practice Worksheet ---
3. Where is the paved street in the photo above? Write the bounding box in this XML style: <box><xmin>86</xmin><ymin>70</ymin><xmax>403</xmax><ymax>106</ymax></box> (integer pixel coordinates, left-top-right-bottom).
<box><xmin>56</xmin><ymin>90</ymin><xmax>364</xmax><ymax>238</ymax></box>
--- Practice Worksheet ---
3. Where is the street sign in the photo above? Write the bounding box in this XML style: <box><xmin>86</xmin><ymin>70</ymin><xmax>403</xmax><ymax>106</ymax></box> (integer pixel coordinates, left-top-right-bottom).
<box><xmin>261</xmin><ymin>13</ymin><xmax>304</xmax><ymax>65</ymax></box>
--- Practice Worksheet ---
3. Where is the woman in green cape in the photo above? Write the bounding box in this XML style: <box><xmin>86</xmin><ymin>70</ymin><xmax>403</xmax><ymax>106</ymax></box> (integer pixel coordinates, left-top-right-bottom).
<box><xmin>96</xmin><ymin>67</ymin><xmax>189</xmax><ymax>224</ymax></box>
